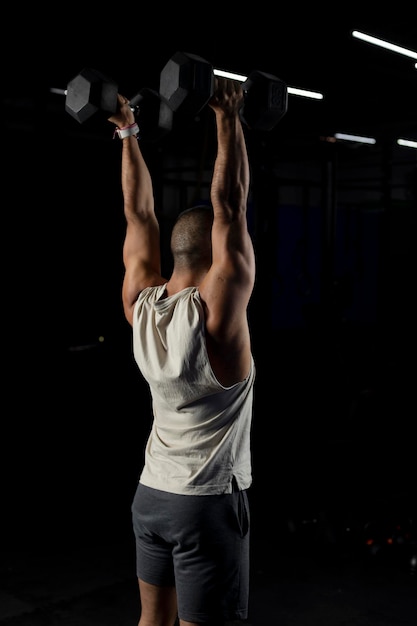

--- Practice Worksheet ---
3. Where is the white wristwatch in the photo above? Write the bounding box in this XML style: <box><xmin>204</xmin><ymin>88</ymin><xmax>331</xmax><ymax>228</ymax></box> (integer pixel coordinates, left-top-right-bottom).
<box><xmin>115</xmin><ymin>123</ymin><xmax>140</xmax><ymax>139</ymax></box>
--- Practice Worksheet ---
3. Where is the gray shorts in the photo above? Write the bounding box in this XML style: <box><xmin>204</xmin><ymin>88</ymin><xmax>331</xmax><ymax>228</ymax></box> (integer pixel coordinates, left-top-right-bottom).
<box><xmin>131</xmin><ymin>482</ymin><xmax>250</xmax><ymax>623</ymax></box>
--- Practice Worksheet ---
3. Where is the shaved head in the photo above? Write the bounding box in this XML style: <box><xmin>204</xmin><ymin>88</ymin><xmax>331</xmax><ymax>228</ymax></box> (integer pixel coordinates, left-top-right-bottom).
<box><xmin>170</xmin><ymin>205</ymin><xmax>213</xmax><ymax>271</ymax></box>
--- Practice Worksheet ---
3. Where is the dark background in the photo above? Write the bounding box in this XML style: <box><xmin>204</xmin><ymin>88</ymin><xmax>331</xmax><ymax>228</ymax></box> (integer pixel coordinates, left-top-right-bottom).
<box><xmin>2</xmin><ymin>11</ymin><xmax>416</xmax><ymax>562</ymax></box>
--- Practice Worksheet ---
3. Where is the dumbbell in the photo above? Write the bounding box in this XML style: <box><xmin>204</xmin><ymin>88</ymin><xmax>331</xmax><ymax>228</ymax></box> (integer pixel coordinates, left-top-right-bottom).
<box><xmin>159</xmin><ymin>51</ymin><xmax>288</xmax><ymax>132</ymax></box>
<box><xmin>64</xmin><ymin>67</ymin><xmax>173</xmax><ymax>142</ymax></box>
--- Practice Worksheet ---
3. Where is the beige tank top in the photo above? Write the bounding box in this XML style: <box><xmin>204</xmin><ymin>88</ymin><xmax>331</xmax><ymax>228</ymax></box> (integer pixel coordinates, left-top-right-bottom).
<box><xmin>132</xmin><ymin>284</ymin><xmax>255</xmax><ymax>495</ymax></box>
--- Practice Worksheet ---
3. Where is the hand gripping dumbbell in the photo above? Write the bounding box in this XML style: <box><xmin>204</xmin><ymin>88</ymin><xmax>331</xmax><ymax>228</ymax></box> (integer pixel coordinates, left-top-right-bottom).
<box><xmin>159</xmin><ymin>51</ymin><xmax>288</xmax><ymax>132</ymax></box>
<box><xmin>64</xmin><ymin>67</ymin><xmax>174</xmax><ymax>142</ymax></box>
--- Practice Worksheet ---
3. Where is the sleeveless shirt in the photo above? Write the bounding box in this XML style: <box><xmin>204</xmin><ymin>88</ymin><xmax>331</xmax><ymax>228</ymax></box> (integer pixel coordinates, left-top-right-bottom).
<box><xmin>132</xmin><ymin>284</ymin><xmax>255</xmax><ymax>495</ymax></box>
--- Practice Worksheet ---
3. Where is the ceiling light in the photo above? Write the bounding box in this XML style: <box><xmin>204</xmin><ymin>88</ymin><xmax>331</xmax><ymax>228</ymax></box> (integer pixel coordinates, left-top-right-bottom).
<box><xmin>397</xmin><ymin>138</ymin><xmax>417</xmax><ymax>149</ymax></box>
<box><xmin>213</xmin><ymin>68</ymin><xmax>324</xmax><ymax>100</ymax></box>
<box><xmin>334</xmin><ymin>132</ymin><xmax>376</xmax><ymax>145</ymax></box>
<box><xmin>352</xmin><ymin>30</ymin><xmax>417</xmax><ymax>59</ymax></box>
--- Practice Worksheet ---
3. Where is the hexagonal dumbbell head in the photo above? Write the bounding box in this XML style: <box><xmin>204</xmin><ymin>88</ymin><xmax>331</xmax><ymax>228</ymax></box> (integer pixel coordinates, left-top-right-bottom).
<box><xmin>240</xmin><ymin>71</ymin><xmax>288</xmax><ymax>131</ymax></box>
<box><xmin>65</xmin><ymin>67</ymin><xmax>118</xmax><ymax>124</ymax></box>
<box><xmin>159</xmin><ymin>51</ymin><xmax>214</xmax><ymax>119</ymax></box>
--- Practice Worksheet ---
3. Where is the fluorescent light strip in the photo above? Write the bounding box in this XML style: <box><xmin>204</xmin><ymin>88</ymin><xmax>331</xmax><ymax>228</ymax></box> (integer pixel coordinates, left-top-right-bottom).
<box><xmin>397</xmin><ymin>138</ymin><xmax>417</xmax><ymax>149</ymax></box>
<box><xmin>334</xmin><ymin>133</ymin><xmax>376</xmax><ymax>145</ymax></box>
<box><xmin>213</xmin><ymin>69</ymin><xmax>248</xmax><ymax>81</ymax></box>
<box><xmin>287</xmin><ymin>87</ymin><xmax>323</xmax><ymax>100</ymax></box>
<box><xmin>213</xmin><ymin>68</ymin><xmax>324</xmax><ymax>100</ymax></box>
<box><xmin>352</xmin><ymin>30</ymin><xmax>417</xmax><ymax>60</ymax></box>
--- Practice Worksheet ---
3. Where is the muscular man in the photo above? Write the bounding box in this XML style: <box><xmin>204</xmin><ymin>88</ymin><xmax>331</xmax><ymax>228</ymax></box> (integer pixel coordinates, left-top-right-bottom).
<box><xmin>108</xmin><ymin>76</ymin><xmax>256</xmax><ymax>626</ymax></box>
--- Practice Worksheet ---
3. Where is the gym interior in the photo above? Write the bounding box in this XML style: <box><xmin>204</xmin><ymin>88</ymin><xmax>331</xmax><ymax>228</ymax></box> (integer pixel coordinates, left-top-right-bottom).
<box><xmin>2</xmin><ymin>12</ymin><xmax>416</xmax><ymax>626</ymax></box>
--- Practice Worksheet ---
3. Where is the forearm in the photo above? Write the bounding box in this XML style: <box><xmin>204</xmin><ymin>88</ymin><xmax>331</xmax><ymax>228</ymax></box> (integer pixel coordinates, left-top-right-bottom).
<box><xmin>210</xmin><ymin>113</ymin><xmax>249</xmax><ymax>217</ymax></box>
<box><xmin>120</xmin><ymin>136</ymin><xmax>154</xmax><ymax>221</ymax></box>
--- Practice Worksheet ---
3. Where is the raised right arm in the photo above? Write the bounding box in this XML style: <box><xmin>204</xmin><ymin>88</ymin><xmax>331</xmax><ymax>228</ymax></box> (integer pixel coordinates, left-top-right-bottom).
<box><xmin>108</xmin><ymin>96</ymin><xmax>166</xmax><ymax>326</ymax></box>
